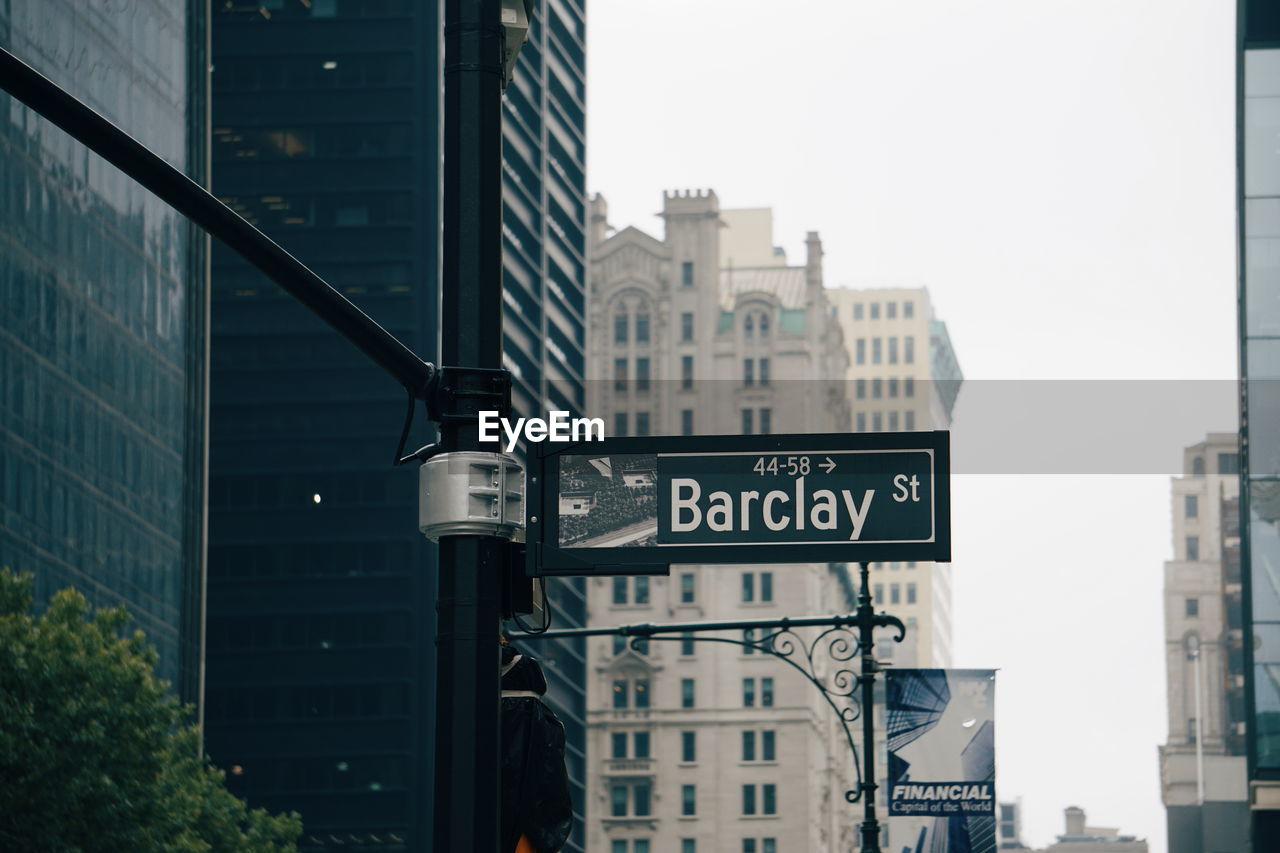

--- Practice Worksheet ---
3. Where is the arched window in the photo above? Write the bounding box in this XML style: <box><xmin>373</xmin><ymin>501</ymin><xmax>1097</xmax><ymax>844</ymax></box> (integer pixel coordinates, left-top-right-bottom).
<box><xmin>744</xmin><ymin>315</ymin><xmax>754</xmax><ymax>338</ymax></box>
<box><xmin>759</xmin><ymin>312</ymin><xmax>770</xmax><ymax>338</ymax></box>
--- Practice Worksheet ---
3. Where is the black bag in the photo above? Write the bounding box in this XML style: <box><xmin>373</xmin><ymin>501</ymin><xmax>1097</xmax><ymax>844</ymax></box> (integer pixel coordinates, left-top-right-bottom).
<box><xmin>500</xmin><ymin>645</ymin><xmax>573</xmax><ymax>853</ymax></box>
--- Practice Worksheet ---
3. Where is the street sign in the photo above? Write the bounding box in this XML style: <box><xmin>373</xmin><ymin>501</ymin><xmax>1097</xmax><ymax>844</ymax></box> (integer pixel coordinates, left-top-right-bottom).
<box><xmin>526</xmin><ymin>431</ymin><xmax>950</xmax><ymax>575</ymax></box>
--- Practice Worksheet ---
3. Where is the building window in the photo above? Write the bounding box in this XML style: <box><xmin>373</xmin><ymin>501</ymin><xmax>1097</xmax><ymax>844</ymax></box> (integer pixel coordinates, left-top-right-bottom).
<box><xmin>904</xmin><ymin>336</ymin><xmax>915</xmax><ymax>364</ymax></box>
<box><xmin>635</xmin><ymin>576</ymin><xmax>650</xmax><ymax>604</ymax></box>
<box><xmin>870</xmin><ymin>303</ymin><xmax>880</xmax><ymax>320</ymax></box>
<box><xmin>744</xmin><ymin>359</ymin><xmax>755</xmax><ymax>386</ymax></box>
<box><xmin>682</xmin><ymin>356</ymin><xmax>694</xmax><ymax>390</ymax></box>
<box><xmin>682</xmin><ymin>261</ymin><xmax>694</xmax><ymax>286</ymax></box>
<box><xmin>872</xmin><ymin>378</ymin><xmax>883</xmax><ymax>398</ymax></box>
<box><xmin>743</xmin><ymin>730</ymin><xmax>756</xmax><ymax>761</ymax></box>
<box><xmin>762</xmin><ymin>677</ymin><xmax>774</xmax><ymax>707</ymax></box>
<box><xmin>888</xmin><ymin>337</ymin><xmax>899</xmax><ymax>364</ymax></box>
<box><xmin>856</xmin><ymin>338</ymin><xmax>865</xmax><ymax>364</ymax></box>
<box><xmin>614</xmin><ymin>358</ymin><xmax>628</xmax><ymax>391</ymax></box>
<box><xmin>853</xmin><ymin>303</ymin><xmax>864</xmax><ymax>320</ymax></box>
<box><xmin>887</xmin><ymin>301</ymin><xmax>897</xmax><ymax>319</ymax></box>
<box><xmin>760</xmin><ymin>409</ymin><xmax>771</xmax><ymax>435</ymax></box>
<box><xmin>1192</xmin><ymin>456</ymin><xmax>1206</xmax><ymax>475</ymax></box>
<box><xmin>856</xmin><ymin>378</ymin><xmax>866</xmax><ymax>399</ymax></box>
<box><xmin>905</xmin><ymin>410</ymin><xmax>915</xmax><ymax>430</ymax></box>
<box><xmin>634</xmin><ymin>679</ymin><xmax>650</xmax><ymax>708</ymax></box>
<box><xmin>743</xmin><ymin>678</ymin><xmax>756</xmax><ymax>707</ymax></box>
<box><xmin>872</xmin><ymin>412</ymin><xmax>882</xmax><ymax>431</ymax></box>
<box><xmin>907</xmin><ymin>582</ymin><xmax>917</xmax><ymax>604</ymax></box>
<box><xmin>614</xmin><ymin>412</ymin><xmax>628</xmax><ymax>437</ymax></box>
<box><xmin>680</xmin><ymin>572</ymin><xmax>696</xmax><ymax>603</ymax></box>
<box><xmin>759</xmin><ymin>358</ymin><xmax>770</xmax><ymax>385</ymax></box>
<box><xmin>682</xmin><ymin>409</ymin><xmax>694</xmax><ymax>435</ymax></box>
<box><xmin>636</xmin><ymin>412</ymin><xmax>651</xmax><ymax>436</ymax></box>
<box><xmin>613</xmin><ymin>576</ymin><xmax>628</xmax><ymax>605</ymax></box>
<box><xmin>682</xmin><ymin>730</ymin><xmax>697</xmax><ymax>762</ymax></box>
<box><xmin>1185</xmin><ymin>494</ymin><xmax>1199</xmax><ymax>519</ymax></box>
<box><xmin>683</xmin><ymin>841</ymin><xmax>697</xmax><ymax>853</ymax></box>
<box><xmin>890</xmin><ymin>584</ymin><xmax>900</xmax><ymax>605</ymax></box>
<box><xmin>743</xmin><ymin>784</ymin><xmax>757</xmax><ymax>815</ymax></box>
<box><xmin>761</xmin><ymin>572</ymin><xmax>773</xmax><ymax>602</ymax></box>
<box><xmin>613</xmin><ymin>680</ymin><xmax>629</xmax><ymax>709</ymax></box>
<box><xmin>682</xmin><ymin>678</ymin><xmax>695</xmax><ymax>708</ymax></box>
<box><xmin>612</xmin><ymin>786</ymin><xmax>627</xmax><ymax>817</ymax></box>
<box><xmin>874</xmin><ymin>583</ymin><xmax>884</xmax><ymax>604</ymax></box>
<box><xmin>904</xmin><ymin>300</ymin><xmax>914</xmax><ymax>318</ymax></box>
<box><xmin>856</xmin><ymin>412</ymin><xmax>866</xmax><ymax>431</ymax></box>
<box><xmin>743</xmin><ymin>842</ymin><xmax>757</xmax><ymax>853</ymax></box>
<box><xmin>1186</xmin><ymin>597</ymin><xmax>1200</xmax><ymax>617</ymax></box>
<box><xmin>636</xmin><ymin>358</ymin><xmax>650</xmax><ymax>392</ymax></box>
<box><xmin>888</xmin><ymin>377</ymin><xmax>899</xmax><ymax>398</ymax></box>
<box><xmin>745</xmin><ymin>315</ymin><xmax>755</xmax><ymax>338</ymax></box>
<box><xmin>634</xmin><ymin>731</ymin><xmax>650</xmax><ymax>758</ymax></box>
<box><xmin>635</xmin><ymin>842</ymin><xmax>651</xmax><ymax>853</ymax></box>
<box><xmin>742</xmin><ymin>572</ymin><xmax>755</xmax><ymax>602</ymax></box>
<box><xmin>1188</xmin><ymin>717</ymin><xmax>1197</xmax><ymax>745</ymax></box>
<box><xmin>612</xmin><ymin>732</ymin><xmax>627</xmax><ymax>758</ymax></box>
<box><xmin>613</xmin><ymin>634</ymin><xmax>627</xmax><ymax>656</ymax></box>
<box><xmin>635</xmin><ymin>783</ymin><xmax>652</xmax><ymax>816</ymax></box>
<box><xmin>743</xmin><ymin>628</ymin><xmax>756</xmax><ymax>654</ymax></box>
<box><xmin>742</xmin><ymin>409</ymin><xmax>754</xmax><ymax>435</ymax></box>
<box><xmin>636</xmin><ymin>313</ymin><xmax>650</xmax><ymax>343</ymax></box>
<box><xmin>1218</xmin><ymin>452</ymin><xmax>1240</xmax><ymax>474</ymax></box>
<box><xmin>615</xmin><ymin>314</ymin><xmax>628</xmax><ymax>344</ymax></box>
<box><xmin>872</xmin><ymin>338</ymin><xmax>882</xmax><ymax>364</ymax></box>
<box><xmin>762</xmin><ymin>784</ymin><xmax>777</xmax><ymax>814</ymax></box>
<box><xmin>1186</xmin><ymin>536</ymin><xmax>1200</xmax><ymax>561</ymax></box>
<box><xmin>905</xmin><ymin>377</ymin><xmax>915</xmax><ymax>397</ymax></box>
<box><xmin>762</xmin><ymin>730</ymin><xmax>776</xmax><ymax>760</ymax></box>
<box><xmin>889</xmin><ymin>411</ymin><xmax>899</xmax><ymax>431</ymax></box>
<box><xmin>682</xmin><ymin>784</ymin><xmax>697</xmax><ymax>816</ymax></box>
<box><xmin>682</xmin><ymin>312</ymin><xmax>695</xmax><ymax>341</ymax></box>
<box><xmin>680</xmin><ymin>632</ymin><xmax>696</xmax><ymax>656</ymax></box>
<box><xmin>759</xmin><ymin>313</ymin><xmax>769</xmax><ymax>338</ymax></box>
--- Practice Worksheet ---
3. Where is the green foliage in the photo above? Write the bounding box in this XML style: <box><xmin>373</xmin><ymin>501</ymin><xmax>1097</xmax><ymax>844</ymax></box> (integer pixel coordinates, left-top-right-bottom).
<box><xmin>0</xmin><ymin>568</ymin><xmax>301</xmax><ymax>852</ymax></box>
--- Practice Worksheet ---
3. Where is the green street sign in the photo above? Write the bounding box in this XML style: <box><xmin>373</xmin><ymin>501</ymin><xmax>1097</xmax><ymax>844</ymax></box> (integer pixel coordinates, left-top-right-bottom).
<box><xmin>527</xmin><ymin>431</ymin><xmax>950</xmax><ymax>576</ymax></box>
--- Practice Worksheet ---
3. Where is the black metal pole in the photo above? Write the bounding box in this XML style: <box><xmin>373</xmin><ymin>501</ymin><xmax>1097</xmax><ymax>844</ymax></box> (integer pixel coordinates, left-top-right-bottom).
<box><xmin>435</xmin><ymin>1</ymin><xmax>506</xmax><ymax>851</ymax></box>
<box><xmin>0</xmin><ymin>46</ymin><xmax>435</xmax><ymax>398</ymax></box>
<box><xmin>857</xmin><ymin>561</ymin><xmax>882</xmax><ymax>853</ymax></box>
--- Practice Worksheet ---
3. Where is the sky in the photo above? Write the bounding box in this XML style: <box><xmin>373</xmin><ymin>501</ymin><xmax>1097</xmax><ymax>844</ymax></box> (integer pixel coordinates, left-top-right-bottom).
<box><xmin>586</xmin><ymin>1</ymin><xmax>1239</xmax><ymax>850</ymax></box>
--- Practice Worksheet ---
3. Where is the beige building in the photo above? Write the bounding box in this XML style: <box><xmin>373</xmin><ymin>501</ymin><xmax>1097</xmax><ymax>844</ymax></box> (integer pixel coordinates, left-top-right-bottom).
<box><xmin>1158</xmin><ymin>434</ymin><xmax>1248</xmax><ymax>852</ymax></box>
<box><xmin>1038</xmin><ymin>806</ymin><xmax>1147</xmax><ymax>853</ymax></box>
<box><xmin>583</xmin><ymin>189</ymin><xmax>862</xmax><ymax>853</ymax></box>
<box><xmin>826</xmin><ymin>286</ymin><xmax>963</xmax><ymax>668</ymax></box>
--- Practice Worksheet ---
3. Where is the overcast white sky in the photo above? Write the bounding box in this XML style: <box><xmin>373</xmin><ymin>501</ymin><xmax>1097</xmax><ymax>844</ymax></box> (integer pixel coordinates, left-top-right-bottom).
<box><xmin>586</xmin><ymin>2</ymin><xmax>1239</xmax><ymax>850</ymax></box>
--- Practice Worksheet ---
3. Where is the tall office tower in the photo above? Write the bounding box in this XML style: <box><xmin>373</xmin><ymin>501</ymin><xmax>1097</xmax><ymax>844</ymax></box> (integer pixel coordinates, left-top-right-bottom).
<box><xmin>1239</xmin><ymin>0</ymin><xmax>1280</xmax><ymax>842</ymax></box>
<box><xmin>0</xmin><ymin>2</ymin><xmax>208</xmax><ymax>700</ymax></box>
<box><xmin>826</xmin><ymin>286</ymin><xmax>963</xmax><ymax>668</ymax></box>
<box><xmin>583</xmin><ymin>190</ymin><xmax>860</xmax><ymax>853</ymax></box>
<box><xmin>997</xmin><ymin>800</ymin><xmax>1028</xmax><ymax>849</ymax></box>
<box><xmin>204</xmin><ymin>2</ymin><xmax>587</xmax><ymax>851</ymax></box>
<box><xmin>1158</xmin><ymin>435</ymin><xmax>1248</xmax><ymax>852</ymax></box>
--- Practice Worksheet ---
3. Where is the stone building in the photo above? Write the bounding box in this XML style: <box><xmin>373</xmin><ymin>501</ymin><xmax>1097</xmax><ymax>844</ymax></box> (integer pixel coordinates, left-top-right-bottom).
<box><xmin>1158</xmin><ymin>434</ymin><xmax>1248</xmax><ymax>852</ymax></box>
<box><xmin>826</xmin><ymin>286</ymin><xmax>963</xmax><ymax>668</ymax></box>
<box><xmin>582</xmin><ymin>189</ymin><xmax>861</xmax><ymax>853</ymax></box>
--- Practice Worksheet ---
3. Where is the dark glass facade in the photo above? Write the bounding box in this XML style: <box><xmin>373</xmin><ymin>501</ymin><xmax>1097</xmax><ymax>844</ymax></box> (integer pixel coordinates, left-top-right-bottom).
<box><xmin>1241</xmin><ymin>0</ymin><xmax>1280</xmax><ymax>843</ymax></box>
<box><xmin>0</xmin><ymin>1</ymin><xmax>208</xmax><ymax>699</ymax></box>
<box><xmin>205</xmin><ymin>2</ymin><xmax>587</xmax><ymax>852</ymax></box>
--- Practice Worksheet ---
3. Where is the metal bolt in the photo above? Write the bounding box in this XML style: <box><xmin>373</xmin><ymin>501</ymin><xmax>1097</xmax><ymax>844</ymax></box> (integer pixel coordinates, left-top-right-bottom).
<box><xmin>530</xmin><ymin>516</ymin><xmax>538</xmax><ymax>523</ymax></box>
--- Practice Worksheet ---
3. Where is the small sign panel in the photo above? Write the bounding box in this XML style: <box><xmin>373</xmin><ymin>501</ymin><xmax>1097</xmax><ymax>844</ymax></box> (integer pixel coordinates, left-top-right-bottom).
<box><xmin>528</xmin><ymin>431</ymin><xmax>949</xmax><ymax>575</ymax></box>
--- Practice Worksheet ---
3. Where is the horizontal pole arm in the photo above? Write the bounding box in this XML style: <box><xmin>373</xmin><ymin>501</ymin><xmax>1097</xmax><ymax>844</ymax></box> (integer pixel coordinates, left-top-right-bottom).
<box><xmin>0</xmin><ymin>46</ymin><xmax>435</xmax><ymax>397</ymax></box>
<box><xmin>516</xmin><ymin>613</ymin><xmax>863</xmax><ymax>640</ymax></box>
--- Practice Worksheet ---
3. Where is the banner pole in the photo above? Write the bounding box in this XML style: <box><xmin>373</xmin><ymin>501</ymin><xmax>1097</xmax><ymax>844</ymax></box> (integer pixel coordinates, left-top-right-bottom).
<box><xmin>857</xmin><ymin>560</ymin><xmax>883</xmax><ymax>853</ymax></box>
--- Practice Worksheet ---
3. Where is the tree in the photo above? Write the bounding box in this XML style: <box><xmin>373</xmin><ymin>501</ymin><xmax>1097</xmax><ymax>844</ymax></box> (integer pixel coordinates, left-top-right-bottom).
<box><xmin>0</xmin><ymin>568</ymin><xmax>301</xmax><ymax>852</ymax></box>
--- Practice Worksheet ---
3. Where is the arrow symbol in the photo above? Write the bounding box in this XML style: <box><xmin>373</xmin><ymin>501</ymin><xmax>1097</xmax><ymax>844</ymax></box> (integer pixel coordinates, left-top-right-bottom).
<box><xmin>820</xmin><ymin>456</ymin><xmax>836</xmax><ymax>474</ymax></box>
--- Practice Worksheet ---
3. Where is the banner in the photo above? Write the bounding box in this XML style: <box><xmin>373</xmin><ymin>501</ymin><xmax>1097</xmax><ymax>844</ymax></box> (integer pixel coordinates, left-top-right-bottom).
<box><xmin>886</xmin><ymin>669</ymin><xmax>996</xmax><ymax>853</ymax></box>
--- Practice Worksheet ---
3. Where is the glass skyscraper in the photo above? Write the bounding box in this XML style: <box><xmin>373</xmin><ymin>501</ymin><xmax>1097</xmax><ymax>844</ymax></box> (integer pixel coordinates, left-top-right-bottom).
<box><xmin>204</xmin><ymin>3</ymin><xmax>587</xmax><ymax>851</ymax></box>
<box><xmin>0</xmin><ymin>1</ymin><xmax>208</xmax><ymax>701</ymax></box>
<box><xmin>1240</xmin><ymin>0</ymin><xmax>1280</xmax><ymax>844</ymax></box>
